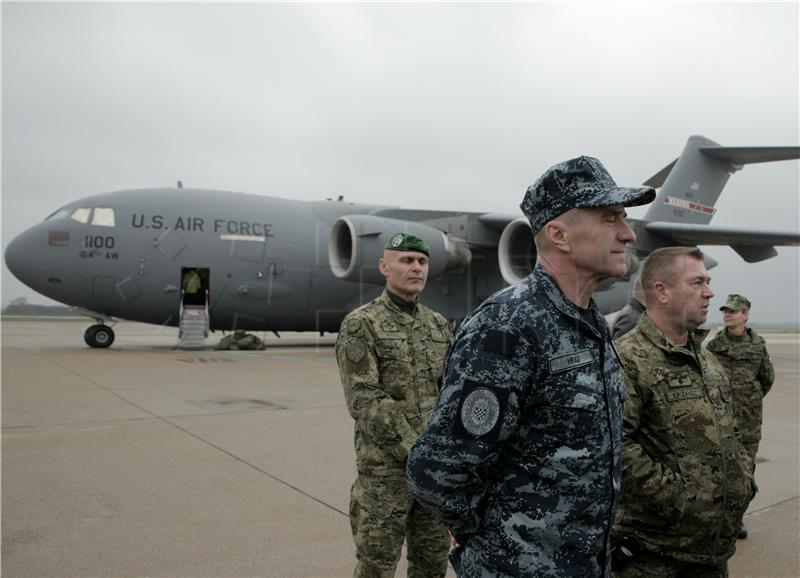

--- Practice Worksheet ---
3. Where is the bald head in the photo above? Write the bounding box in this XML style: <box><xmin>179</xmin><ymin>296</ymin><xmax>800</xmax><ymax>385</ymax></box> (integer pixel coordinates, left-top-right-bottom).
<box><xmin>378</xmin><ymin>248</ymin><xmax>429</xmax><ymax>301</ymax></box>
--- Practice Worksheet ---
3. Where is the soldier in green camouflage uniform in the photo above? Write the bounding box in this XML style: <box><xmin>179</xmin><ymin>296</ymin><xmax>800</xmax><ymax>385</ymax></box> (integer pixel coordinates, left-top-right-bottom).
<box><xmin>707</xmin><ymin>294</ymin><xmax>775</xmax><ymax>464</ymax></box>
<box><xmin>613</xmin><ymin>248</ymin><xmax>755</xmax><ymax>578</ymax></box>
<box><xmin>707</xmin><ymin>294</ymin><xmax>774</xmax><ymax>541</ymax></box>
<box><xmin>336</xmin><ymin>232</ymin><xmax>452</xmax><ymax>578</ymax></box>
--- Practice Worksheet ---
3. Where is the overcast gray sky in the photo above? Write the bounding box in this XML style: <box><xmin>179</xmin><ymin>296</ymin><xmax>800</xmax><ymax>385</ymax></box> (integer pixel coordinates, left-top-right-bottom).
<box><xmin>2</xmin><ymin>2</ymin><xmax>798</xmax><ymax>324</ymax></box>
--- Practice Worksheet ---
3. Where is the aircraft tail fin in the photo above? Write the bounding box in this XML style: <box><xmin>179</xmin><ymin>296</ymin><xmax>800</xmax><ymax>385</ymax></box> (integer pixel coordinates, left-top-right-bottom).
<box><xmin>641</xmin><ymin>135</ymin><xmax>800</xmax><ymax>225</ymax></box>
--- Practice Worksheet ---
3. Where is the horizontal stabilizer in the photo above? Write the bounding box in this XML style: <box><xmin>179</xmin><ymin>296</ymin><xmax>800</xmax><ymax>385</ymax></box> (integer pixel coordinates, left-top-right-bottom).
<box><xmin>699</xmin><ymin>146</ymin><xmax>800</xmax><ymax>165</ymax></box>
<box><xmin>645</xmin><ymin>222</ymin><xmax>800</xmax><ymax>247</ymax></box>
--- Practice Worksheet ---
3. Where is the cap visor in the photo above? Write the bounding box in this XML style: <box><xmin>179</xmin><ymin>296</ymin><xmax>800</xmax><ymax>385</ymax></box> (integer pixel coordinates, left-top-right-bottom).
<box><xmin>578</xmin><ymin>186</ymin><xmax>656</xmax><ymax>209</ymax></box>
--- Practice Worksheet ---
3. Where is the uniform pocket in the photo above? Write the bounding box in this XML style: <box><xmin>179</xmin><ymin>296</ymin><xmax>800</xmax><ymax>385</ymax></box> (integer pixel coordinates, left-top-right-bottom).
<box><xmin>529</xmin><ymin>378</ymin><xmax>604</xmax><ymax>471</ymax></box>
<box><xmin>375</xmin><ymin>332</ymin><xmax>408</xmax><ymax>360</ymax></box>
<box><xmin>665</xmin><ymin>372</ymin><xmax>705</xmax><ymax>418</ymax></box>
<box><xmin>542</xmin><ymin>375</ymin><xmax>602</xmax><ymax>411</ymax></box>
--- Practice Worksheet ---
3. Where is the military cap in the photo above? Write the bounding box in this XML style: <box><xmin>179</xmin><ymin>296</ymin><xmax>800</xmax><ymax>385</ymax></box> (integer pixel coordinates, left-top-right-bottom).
<box><xmin>520</xmin><ymin>156</ymin><xmax>656</xmax><ymax>234</ymax></box>
<box><xmin>385</xmin><ymin>232</ymin><xmax>430</xmax><ymax>256</ymax></box>
<box><xmin>720</xmin><ymin>294</ymin><xmax>751</xmax><ymax>312</ymax></box>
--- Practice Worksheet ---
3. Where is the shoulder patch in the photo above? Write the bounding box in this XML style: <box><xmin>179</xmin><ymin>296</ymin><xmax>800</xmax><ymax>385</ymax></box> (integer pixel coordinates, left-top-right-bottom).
<box><xmin>460</xmin><ymin>387</ymin><xmax>501</xmax><ymax>437</ymax></box>
<box><xmin>346</xmin><ymin>339</ymin><xmax>367</xmax><ymax>363</ymax></box>
<box><xmin>346</xmin><ymin>318</ymin><xmax>363</xmax><ymax>334</ymax></box>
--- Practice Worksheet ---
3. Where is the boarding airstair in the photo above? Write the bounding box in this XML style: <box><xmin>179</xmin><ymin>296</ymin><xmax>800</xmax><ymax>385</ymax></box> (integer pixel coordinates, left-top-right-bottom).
<box><xmin>178</xmin><ymin>292</ymin><xmax>209</xmax><ymax>350</ymax></box>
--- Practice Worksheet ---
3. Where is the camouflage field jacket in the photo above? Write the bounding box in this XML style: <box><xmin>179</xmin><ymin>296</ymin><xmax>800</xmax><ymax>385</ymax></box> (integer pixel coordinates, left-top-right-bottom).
<box><xmin>407</xmin><ymin>265</ymin><xmax>625</xmax><ymax>578</ymax></box>
<box><xmin>613</xmin><ymin>314</ymin><xmax>754</xmax><ymax>564</ymax></box>
<box><xmin>707</xmin><ymin>328</ymin><xmax>775</xmax><ymax>448</ymax></box>
<box><xmin>336</xmin><ymin>289</ymin><xmax>452</xmax><ymax>476</ymax></box>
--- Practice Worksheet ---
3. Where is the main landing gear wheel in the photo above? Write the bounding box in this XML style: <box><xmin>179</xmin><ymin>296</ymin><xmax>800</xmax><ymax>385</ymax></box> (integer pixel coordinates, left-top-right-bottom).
<box><xmin>84</xmin><ymin>324</ymin><xmax>115</xmax><ymax>348</ymax></box>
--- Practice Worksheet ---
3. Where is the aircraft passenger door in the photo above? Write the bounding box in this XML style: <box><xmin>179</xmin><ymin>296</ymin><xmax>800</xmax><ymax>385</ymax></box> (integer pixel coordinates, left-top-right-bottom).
<box><xmin>181</xmin><ymin>267</ymin><xmax>209</xmax><ymax>307</ymax></box>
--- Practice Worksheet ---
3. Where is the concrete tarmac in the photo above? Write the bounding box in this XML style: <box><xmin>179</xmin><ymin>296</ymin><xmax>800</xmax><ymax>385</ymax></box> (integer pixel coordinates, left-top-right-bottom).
<box><xmin>2</xmin><ymin>321</ymin><xmax>798</xmax><ymax>577</ymax></box>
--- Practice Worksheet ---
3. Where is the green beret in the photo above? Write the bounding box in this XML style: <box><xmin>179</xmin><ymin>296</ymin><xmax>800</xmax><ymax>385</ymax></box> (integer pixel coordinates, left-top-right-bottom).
<box><xmin>385</xmin><ymin>232</ymin><xmax>430</xmax><ymax>256</ymax></box>
<box><xmin>720</xmin><ymin>294</ymin><xmax>751</xmax><ymax>312</ymax></box>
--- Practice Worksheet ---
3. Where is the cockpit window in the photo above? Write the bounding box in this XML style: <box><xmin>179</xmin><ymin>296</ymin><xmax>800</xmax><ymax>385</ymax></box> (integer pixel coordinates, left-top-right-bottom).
<box><xmin>45</xmin><ymin>208</ymin><xmax>70</xmax><ymax>221</ymax></box>
<box><xmin>92</xmin><ymin>207</ymin><xmax>115</xmax><ymax>227</ymax></box>
<box><xmin>70</xmin><ymin>208</ymin><xmax>91</xmax><ymax>223</ymax></box>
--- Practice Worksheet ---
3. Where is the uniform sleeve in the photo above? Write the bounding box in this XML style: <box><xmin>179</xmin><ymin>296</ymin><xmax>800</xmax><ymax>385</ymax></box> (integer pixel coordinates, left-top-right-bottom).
<box><xmin>618</xmin><ymin>346</ymin><xmax>689</xmax><ymax>521</ymax></box>
<box><xmin>336</xmin><ymin>316</ymin><xmax>419</xmax><ymax>463</ymax></box>
<box><xmin>757</xmin><ymin>341</ymin><xmax>775</xmax><ymax>396</ymax></box>
<box><xmin>406</xmin><ymin>309</ymin><xmax>529</xmax><ymax>541</ymax></box>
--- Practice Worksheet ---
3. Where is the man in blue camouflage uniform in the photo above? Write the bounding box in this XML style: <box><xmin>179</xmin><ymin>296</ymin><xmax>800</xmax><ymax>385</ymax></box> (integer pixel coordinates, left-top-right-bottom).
<box><xmin>407</xmin><ymin>156</ymin><xmax>655</xmax><ymax>577</ymax></box>
<box><xmin>337</xmin><ymin>232</ymin><xmax>452</xmax><ymax>578</ymax></box>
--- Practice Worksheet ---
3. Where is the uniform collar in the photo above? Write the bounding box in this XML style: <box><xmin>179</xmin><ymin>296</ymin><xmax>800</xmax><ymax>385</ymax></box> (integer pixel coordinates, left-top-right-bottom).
<box><xmin>380</xmin><ymin>288</ymin><xmax>418</xmax><ymax>321</ymax></box>
<box><xmin>724</xmin><ymin>327</ymin><xmax>751</xmax><ymax>343</ymax></box>
<box><xmin>713</xmin><ymin>326</ymin><xmax>752</xmax><ymax>348</ymax></box>
<box><xmin>532</xmin><ymin>265</ymin><xmax>607</xmax><ymax>340</ymax></box>
<box><xmin>637</xmin><ymin>313</ymin><xmax>708</xmax><ymax>357</ymax></box>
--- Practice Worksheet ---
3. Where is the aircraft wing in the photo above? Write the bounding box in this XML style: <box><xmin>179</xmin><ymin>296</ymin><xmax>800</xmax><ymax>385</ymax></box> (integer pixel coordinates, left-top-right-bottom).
<box><xmin>476</xmin><ymin>212</ymin><xmax>522</xmax><ymax>230</ymax></box>
<box><xmin>370</xmin><ymin>207</ymin><xmax>522</xmax><ymax>248</ymax></box>
<box><xmin>645</xmin><ymin>221</ymin><xmax>800</xmax><ymax>262</ymax></box>
<box><xmin>645</xmin><ymin>222</ymin><xmax>800</xmax><ymax>246</ymax></box>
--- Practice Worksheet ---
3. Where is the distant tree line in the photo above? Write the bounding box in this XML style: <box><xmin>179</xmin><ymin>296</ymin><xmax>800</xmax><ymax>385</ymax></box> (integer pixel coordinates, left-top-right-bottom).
<box><xmin>2</xmin><ymin>297</ymin><xmax>82</xmax><ymax>317</ymax></box>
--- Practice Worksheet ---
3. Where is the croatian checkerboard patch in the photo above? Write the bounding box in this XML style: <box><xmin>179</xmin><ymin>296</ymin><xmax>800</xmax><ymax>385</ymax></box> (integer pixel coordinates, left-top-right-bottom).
<box><xmin>460</xmin><ymin>387</ymin><xmax>500</xmax><ymax>437</ymax></box>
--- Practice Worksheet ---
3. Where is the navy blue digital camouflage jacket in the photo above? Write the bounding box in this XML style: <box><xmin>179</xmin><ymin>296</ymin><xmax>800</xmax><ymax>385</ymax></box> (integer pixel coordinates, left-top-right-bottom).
<box><xmin>406</xmin><ymin>265</ymin><xmax>626</xmax><ymax>577</ymax></box>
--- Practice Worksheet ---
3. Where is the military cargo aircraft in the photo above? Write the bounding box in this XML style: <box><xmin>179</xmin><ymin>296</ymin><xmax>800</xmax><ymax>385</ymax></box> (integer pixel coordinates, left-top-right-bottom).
<box><xmin>5</xmin><ymin>135</ymin><xmax>799</xmax><ymax>347</ymax></box>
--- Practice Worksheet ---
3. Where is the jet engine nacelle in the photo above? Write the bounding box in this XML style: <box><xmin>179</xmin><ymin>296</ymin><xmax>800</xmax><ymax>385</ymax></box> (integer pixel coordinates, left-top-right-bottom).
<box><xmin>498</xmin><ymin>217</ymin><xmax>536</xmax><ymax>285</ymax></box>
<box><xmin>329</xmin><ymin>215</ymin><xmax>471</xmax><ymax>284</ymax></box>
<box><xmin>498</xmin><ymin>217</ymin><xmax>642</xmax><ymax>288</ymax></box>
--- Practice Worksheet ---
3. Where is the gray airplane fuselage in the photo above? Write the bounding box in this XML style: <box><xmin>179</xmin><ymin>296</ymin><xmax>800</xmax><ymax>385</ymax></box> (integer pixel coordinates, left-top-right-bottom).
<box><xmin>5</xmin><ymin>188</ymin><xmax>526</xmax><ymax>331</ymax></box>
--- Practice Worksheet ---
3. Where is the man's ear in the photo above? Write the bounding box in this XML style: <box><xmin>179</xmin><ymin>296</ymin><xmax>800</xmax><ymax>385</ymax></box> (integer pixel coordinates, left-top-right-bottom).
<box><xmin>544</xmin><ymin>220</ymin><xmax>570</xmax><ymax>253</ymax></box>
<box><xmin>653</xmin><ymin>281</ymin><xmax>669</xmax><ymax>305</ymax></box>
<box><xmin>378</xmin><ymin>257</ymin><xmax>389</xmax><ymax>278</ymax></box>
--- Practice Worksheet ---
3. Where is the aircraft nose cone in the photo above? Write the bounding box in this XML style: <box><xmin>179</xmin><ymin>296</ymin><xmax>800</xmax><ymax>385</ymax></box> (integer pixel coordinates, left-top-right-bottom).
<box><xmin>5</xmin><ymin>227</ymin><xmax>41</xmax><ymax>289</ymax></box>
